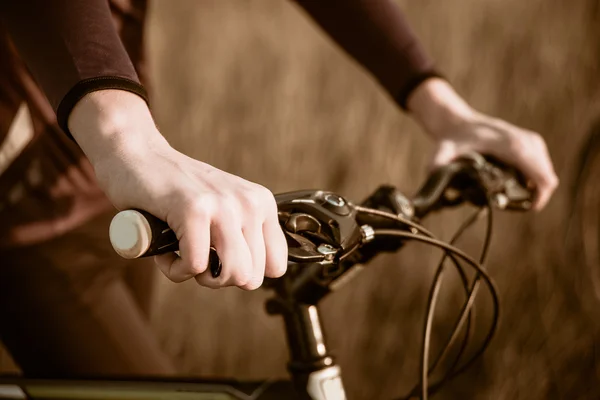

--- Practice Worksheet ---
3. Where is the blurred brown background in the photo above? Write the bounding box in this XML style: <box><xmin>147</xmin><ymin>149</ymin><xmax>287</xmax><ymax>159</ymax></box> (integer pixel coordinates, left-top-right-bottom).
<box><xmin>3</xmin><ymin>0</ymin><xmax>600</xmax><ymax>399</ymax></box>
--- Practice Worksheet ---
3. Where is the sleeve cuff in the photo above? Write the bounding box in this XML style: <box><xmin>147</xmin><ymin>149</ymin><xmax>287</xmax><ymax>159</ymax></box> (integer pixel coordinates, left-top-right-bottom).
<box><xmin>395</xmin><ymin>70</ymin><xmax>445</xmax><ymax>111</ymax></box>
<box><xmin>56</xmin><ymin>76</ymin><xmax>149</xmax><ymax>139</ymax></box>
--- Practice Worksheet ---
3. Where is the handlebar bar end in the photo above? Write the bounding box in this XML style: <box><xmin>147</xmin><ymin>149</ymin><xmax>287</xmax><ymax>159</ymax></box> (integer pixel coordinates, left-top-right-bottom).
<box><xmin>109</xmin><ymin>210</ymin><xmax>152</xmax><ymax>259</ymax></box>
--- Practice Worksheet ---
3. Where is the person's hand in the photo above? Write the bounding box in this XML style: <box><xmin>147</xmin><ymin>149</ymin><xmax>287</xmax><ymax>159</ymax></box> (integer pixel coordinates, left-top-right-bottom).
<box><xmin>407</xmin><ymin>78</ymin><xmax>558</xmax><ymax>210</ymax></box>
<box><xmin>68</xmin><ymin>90</ymin><xmax>288</xmax><ymax>290</ymax></box>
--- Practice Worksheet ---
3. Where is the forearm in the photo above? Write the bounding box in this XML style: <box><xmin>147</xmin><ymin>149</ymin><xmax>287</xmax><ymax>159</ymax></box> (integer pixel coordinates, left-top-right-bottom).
<box><xmin>68</xmin><ymin>90</ymin><xmax>168</xmax><ymax>170</ymax></box>
<box><xmin>0</xmin><ymin>0</ymin><xmax>147</xmax><ymax>137</ymax></box>
<box><xmin>406</xmin><ymin>78</ymin><xmax>476</xmax><ymax>139</ymax></box>
<box><xmin>293</xmin><ymin>0</ymin><xmax>439</xmax><ymax>108</ymax></box>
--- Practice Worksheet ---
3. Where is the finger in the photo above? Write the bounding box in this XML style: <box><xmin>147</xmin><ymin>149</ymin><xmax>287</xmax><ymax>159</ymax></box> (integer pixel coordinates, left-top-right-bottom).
<box><xmin>154</xmin><ymin>252</ymin><xmax>178</xmax><ymax>274</ymax></box>
<box><xmin>155</xmin><ymin>215</ymin><xmax>211</xmax><ymax>283</ymax></box>
<box><xmin>263</xmin><ymin>213</ymin><xmax>288</xmax><ymax>278</ymax></box>
<box><xmin>239</xmin><ymin>221</ymin><xmax>266</xmax><ymax>291</ymax></box>
<box><xmin>513</xmin><ymin>137</ymin><xmax>558</xmax><ymax>211</ymax></box>
<box><xmin>507</xmin><ymin>160</ymin><xmax>550</xmax><ymax>211</ymax></box>
<box><xmin>430</xmin><ymin>141</ymin><xmax>458</xmax><ymax>170</ymax></box>
<box><xmin>531</xmin><ymin>168</ymin><xmax>559</xmax><ymax>211</ymax></box>
<box><xmin>530</xmin><ymin>173</ymin><xmax>558</xmax><ymax>211</ymax></box>
<box><xmin>155</xmin><ymin>251</ymin><xmax>219</xmax><ymax>279</ymax></box>
<box><xmin>532</xmin><ymin>186</ymin><xmax>553</xmax><ymax>211</ymax></box>
<box><xmin>195</xmin><ymin>219</ymin><xmax>253</xmax><ymax>289</ymax></box>
<box><xmin>534</xmin><ymin>144</ymin><xmax>559</xmax><ymax>210</ymax></box>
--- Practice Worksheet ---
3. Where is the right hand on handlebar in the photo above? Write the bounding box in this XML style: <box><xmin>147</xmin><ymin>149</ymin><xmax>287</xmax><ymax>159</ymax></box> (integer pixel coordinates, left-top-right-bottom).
<box><xmin>70</xmin><ymin>92</ymin><xmax>287</xmax><ymax>291</ymax></box>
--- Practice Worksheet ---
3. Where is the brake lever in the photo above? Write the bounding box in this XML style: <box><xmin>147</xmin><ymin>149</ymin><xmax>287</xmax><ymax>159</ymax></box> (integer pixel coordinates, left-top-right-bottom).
<box><xmin>269</xmin><ymin>190</ymin><xmax>367</xmax><ymax>304</ymax></box>
<box><xmin>275</xmin><ymin>190</ymin><xmax>364</xmax><ymax>265</ymax></box>
<box><xmin>458</xmin><ymin>153</ymin><xmax>533</xmax><ymax>211</ymax></box>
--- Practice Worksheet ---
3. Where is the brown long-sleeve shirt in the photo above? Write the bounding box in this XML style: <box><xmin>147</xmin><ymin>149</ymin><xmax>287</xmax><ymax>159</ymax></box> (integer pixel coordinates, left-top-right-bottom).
<box><xmin>0</xmin><ymin>0</ymin><xmax>438</xmax><ymax>247</ymax></box>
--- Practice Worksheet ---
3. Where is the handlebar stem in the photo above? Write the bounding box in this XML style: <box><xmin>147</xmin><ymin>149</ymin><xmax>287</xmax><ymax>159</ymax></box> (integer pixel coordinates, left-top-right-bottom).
<box><xmin>266</xmin><ymin>272</ymin><xmax>346</xmax><ymax>399</ymax></box>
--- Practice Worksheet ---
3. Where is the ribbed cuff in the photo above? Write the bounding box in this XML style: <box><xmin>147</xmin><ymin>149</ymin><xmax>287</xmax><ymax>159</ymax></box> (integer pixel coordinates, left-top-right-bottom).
<box><xmin>57</xmin><ymin>76</ymin><xmax>149</xmax><ymax>140</ymax></box>
<box><xmin>396</xmin><ymin>70</ymin><xmax>445</xmax><ymax>110</ymax></box>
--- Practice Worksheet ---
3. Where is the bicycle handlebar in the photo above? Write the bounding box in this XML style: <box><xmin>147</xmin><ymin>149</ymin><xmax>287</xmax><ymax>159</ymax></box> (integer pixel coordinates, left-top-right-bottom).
<box><xmin>412</xmin><ymin>152</ymin><xmax>532</xmax><ymax>217</ymax></box>
<box><xmin>108</xmin><ymin>152</ymin><xmax>533</xmax><ymax>283</ymax></box>
<box><xmin>107</xmin><ymin>152</ymin><xmax>533</xmax><ymax>400</ymax></box>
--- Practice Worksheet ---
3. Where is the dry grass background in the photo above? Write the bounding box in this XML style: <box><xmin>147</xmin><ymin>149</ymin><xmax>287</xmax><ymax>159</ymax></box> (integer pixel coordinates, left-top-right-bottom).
<box><xmin>2</xmin><ymin>0</ymin><xmax>599</xmax><ymax>399</ymax></box>
<box><xmin>144</xmin><ymin>0</ymin><xmax>600</xmax><ymax>399</ymax></box>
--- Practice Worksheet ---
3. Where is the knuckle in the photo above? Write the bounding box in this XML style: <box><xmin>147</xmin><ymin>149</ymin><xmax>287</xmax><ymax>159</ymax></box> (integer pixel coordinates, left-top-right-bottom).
<box><xmin>528</xmin><ymin>132</ymin><xmax>548</xmax><ymax>153</ymax></box>
<box><xmin>530</xmin><ymin>132</ymin><xmax>545</xmax><ymax>145</ymax></box>
<box><xmin>231</xmin><ymin>268</ymin><xmax>253</xmax><ymax>287</ymax></box>
<box><xmin>188</xmin><ymin>259</ymin><xmax>208</xmax><ymax>276</ymax></box>
<box><xmin>258</xmin><ymin>184</ymin><xmax>275</xmax><ymax>201</ymax></box>
<box><xmin>213</xmin><ymin>194</ymin><xmax>242</xmax><ymax>223</ymax></box>
<box><xmin>241</xmin><ymin>185</ymin><xmax>275</xmax><ymax>212</ymax></box>
<box><xmin>220</xmin><ymin>192</ymin><xmax>242</xmax><ymax>212</ymax></box>
<box><xmin>242</xmin><ymin>276</ymin><xmax>264</xmax><ymax>291</ymax></box>
<box><xmin>243</xmin><ymin>185</ymin><xmax>271</xmax><ymax>210</ymax></box>
<box><xmin>546</xmin><ymin>174</ymin><xmax>559</xmax><ymax>190</ymax></box>
<box><xmin>187</xmin><ymin>196</ymin><xmax>214</xmax><ymax>219</ymax></box>
<box><xmin>261</xmin><ymin>188</ymin><xmax>278</xmax><ymax>213</ymax></box>
<box><xmin>241</xmin><ymin>191</ymin><xmax>263</xmax><ymax>211</ymax></box>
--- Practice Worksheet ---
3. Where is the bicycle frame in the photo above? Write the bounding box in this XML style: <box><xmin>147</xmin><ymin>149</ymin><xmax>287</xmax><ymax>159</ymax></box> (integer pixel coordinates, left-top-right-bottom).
<box><xmin>0</xmin><ymin>153</ymin><xmax>531</xmax><ymax>400</ymax></box>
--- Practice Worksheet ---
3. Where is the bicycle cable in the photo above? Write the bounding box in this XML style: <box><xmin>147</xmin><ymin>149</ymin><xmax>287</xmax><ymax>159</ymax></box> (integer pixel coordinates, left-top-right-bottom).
<box><xmin>352</xmin><ymin>207</ymin><xmax>473</xmax><ymax>296</ymax></box>
<box><xmin>417</xmin><ymin>207</ymin><xmax>489</xmax><ymax>400</ymax></box>
<box><xmin>400</xmin><ymin>205</ymin><xmax>495</xmax><ymax>399</ymax></box>
<box><xmin>434</xmin><ymin>207</ymin><xmax>492</xmax><ymax>373</ymax></box>
<box><xmin>425</xmin><ymin>205</ymin><xmax>496</xmax><ymax>392</ymax></box>
<box><xmin>351</xmin><ymin>205</ymin><xmax>498</xmax><ymax>399</ymax></box>
<box><xmin>354</xmin><ymin>206</ymin><xmax>477</xmax><ymax>398</ymax></box>
<box><xmin>384</xmin><ymin>207</ymin><xmax>489</xmax><ymax>399</ymax></box>
<box><xmin>353</xmin><ymin>205</ymin><xmax>436</xmax><ymax>238</ymax></box>
<box><xmin>413</xmin><ymin>205</ymin><xmax>493</xmax><ymax>400</ymax></box>
<box><xmin>370</xmin><ymin>229</ymin><xmax>499</xmax><ymax>400</ymax></box>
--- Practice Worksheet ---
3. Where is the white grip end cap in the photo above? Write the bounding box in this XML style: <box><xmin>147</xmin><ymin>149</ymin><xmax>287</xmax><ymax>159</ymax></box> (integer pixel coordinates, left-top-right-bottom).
<box><xmin>109</xmin><ymin>210</ymin><xmax>152</xmax><ymax>259</ymax></box>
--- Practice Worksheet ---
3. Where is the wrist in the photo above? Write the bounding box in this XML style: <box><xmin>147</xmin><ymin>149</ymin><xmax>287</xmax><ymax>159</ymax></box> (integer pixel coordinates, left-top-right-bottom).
<box><xmin>406</xmin><ymin>78</ymin><xmax>477</xmax><ymax>139</ymax></box>
<box><xmin>68</xmin><ymin>90</ymin><xmax>169</xmax><ymax>166</ymax></box>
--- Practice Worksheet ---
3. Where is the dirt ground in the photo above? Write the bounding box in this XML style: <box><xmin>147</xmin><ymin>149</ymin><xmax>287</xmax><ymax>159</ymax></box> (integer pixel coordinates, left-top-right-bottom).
<box><xmin>2</xmin><ymin>1</ymin><xmax>600</xmax><ymax>399</ymax></box>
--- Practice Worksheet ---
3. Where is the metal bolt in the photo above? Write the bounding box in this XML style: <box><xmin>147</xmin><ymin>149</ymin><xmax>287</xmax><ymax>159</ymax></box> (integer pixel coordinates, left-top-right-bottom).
<box><xmin>493</xmin><ymin>193</ymin><xmax>509</xmax><ymax>209</ymax></box>
<box><xmin>317</xmin><ymin>243</ymin><xmax>337</xmax><ymax>255</ymax></box>
<box><xmin>324</xmin><ymin>193</ymin><xmax>345</xmax><ymax>207</ymax></box>
<box><xmin>360</xmin><ymin>225</ymin><xmax>375</xmax><ymax>243</ymax></box>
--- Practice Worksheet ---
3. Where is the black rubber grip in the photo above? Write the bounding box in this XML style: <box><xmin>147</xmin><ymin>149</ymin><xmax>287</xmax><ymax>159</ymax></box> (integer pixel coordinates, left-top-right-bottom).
<box><xmin>129</xmin><ymin>210</ymin><xmax>222</xmax><ymax>278</ymax></box>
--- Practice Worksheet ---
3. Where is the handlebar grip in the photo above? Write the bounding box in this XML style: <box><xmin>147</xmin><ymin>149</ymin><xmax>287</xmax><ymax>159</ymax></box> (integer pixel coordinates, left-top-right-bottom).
<box><xmin>109</xmin><ymin>210</ymin><xmax>222</xmax><ymax>278</ymax></box>
<box><xmin>412</xmin><ymin>161</ymin><xmax>466</xmax><ymax>218</ymax></box>
<box><xmin>412</xmin><ymin>153</ymin><xmax>534</xmax><ymax>217</ymax></box>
